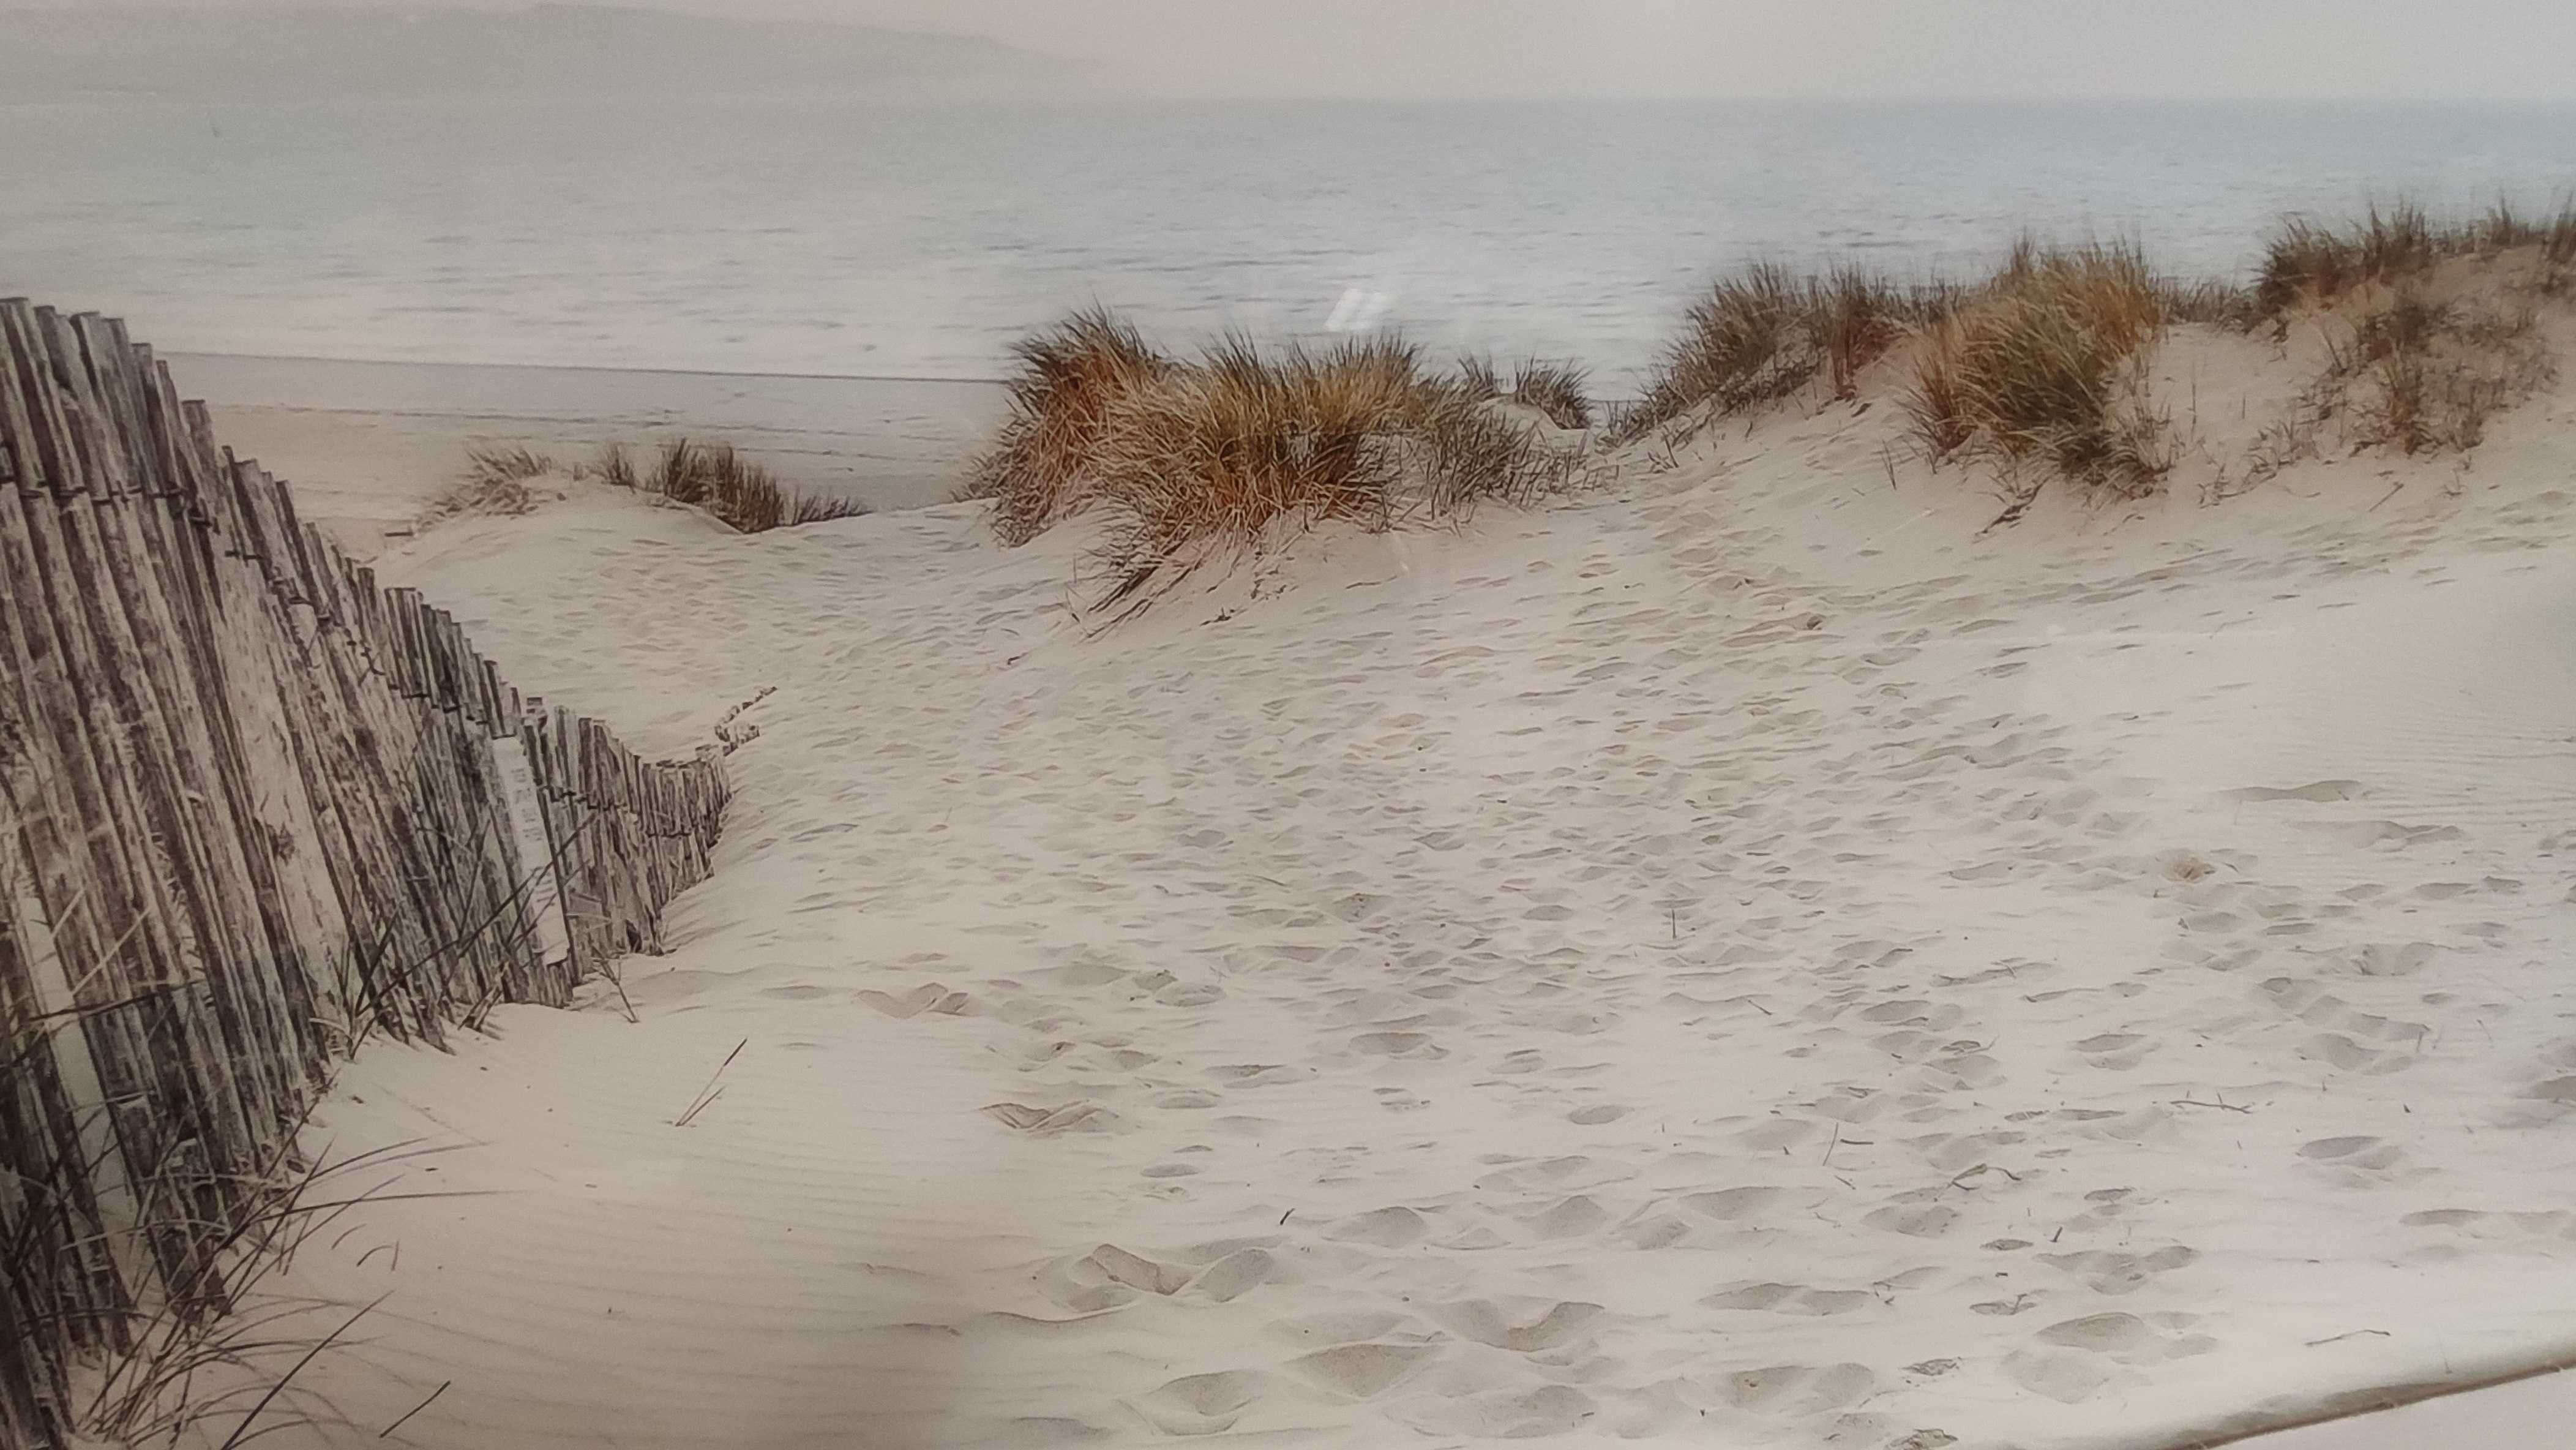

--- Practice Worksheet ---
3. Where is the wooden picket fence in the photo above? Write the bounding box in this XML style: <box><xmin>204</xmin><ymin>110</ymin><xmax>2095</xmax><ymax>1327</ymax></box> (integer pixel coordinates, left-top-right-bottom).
<box><xmin>0</xmin><ymin>300</ymin><xmax>729</xmax><ymax>1446</ymax></box>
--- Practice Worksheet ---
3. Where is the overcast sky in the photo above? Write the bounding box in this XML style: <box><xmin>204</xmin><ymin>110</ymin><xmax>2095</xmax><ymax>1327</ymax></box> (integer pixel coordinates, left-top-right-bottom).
<box><xmin>66</xmin><ymin>0</ymin><xmax>2576</xmax><ymax>101</ymax></box>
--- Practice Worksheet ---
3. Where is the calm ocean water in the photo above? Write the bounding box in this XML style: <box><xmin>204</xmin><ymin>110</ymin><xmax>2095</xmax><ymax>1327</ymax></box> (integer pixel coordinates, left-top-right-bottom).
<box><xmin>6</xmin><ymin>97</ymin><xmax>2575</xmax><ymax>386</ymax></box>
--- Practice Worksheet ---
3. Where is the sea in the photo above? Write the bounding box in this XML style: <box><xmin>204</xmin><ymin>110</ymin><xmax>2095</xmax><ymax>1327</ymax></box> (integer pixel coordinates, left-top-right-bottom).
<box><xmin>7</xmin><ymin>96</ymin><xmax>2576</xmax><ymax>390</ymax></box>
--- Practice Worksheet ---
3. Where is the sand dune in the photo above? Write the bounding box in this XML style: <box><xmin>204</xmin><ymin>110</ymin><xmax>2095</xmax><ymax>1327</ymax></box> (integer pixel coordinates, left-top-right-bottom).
<box><xmin>210</xmin><ymin>332</ymin><xmax>2576</xmax><ymax>1449</ymax></box>
<box><xmin>175</xmin><ymin>352</ymin><xmax>1003</xmax><ymax>557</ymax></box>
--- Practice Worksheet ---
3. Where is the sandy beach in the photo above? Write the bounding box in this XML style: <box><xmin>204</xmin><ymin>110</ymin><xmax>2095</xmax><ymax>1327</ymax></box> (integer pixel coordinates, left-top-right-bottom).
<box><xmin>12</xmin><ymin>7</ymin><xmax>2576</xmax><ymax>1445</ymax></box>
<box><xmin>173</xmin><ymin>351</ymin><xmax>1003</xmax><ymax>556</ymax></box>
<box><xmin>150</xmin><ymin>289</ymin><xmax>2576</xmax><ymax>1450</ymax></box>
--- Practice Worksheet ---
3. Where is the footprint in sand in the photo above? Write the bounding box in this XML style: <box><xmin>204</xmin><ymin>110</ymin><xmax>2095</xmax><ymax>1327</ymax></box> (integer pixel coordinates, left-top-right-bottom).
<box><xmin>1712</xmin><ymin>1362</ymin><xmax>1876</xmax><ymax>1415</ymax></box>
<box><xmin>1284</xmin><ymin>1342</ymin><xmax>1442</xmax><ymax>1399</ymax></box>
<box><xmin>2313</xmin><ymin>819</ymin><xmax>2466</xmax><ymax>851</ymax></box>
<box><xmin>1191</xmin><ymin>1247</ymin><xmax>1278</xmax><ymax>1302</ymax></box>
<box><xmin>1862</xmin><ymin>1192</ymin><xmax>1960</xmax><ymax>1239</ymax></box>
<box><xmin>2038</xmin><ymin>1245</ymin><xmax>2197</xmax><ymax>1295</ymax></box>
<box><xmin>1859</xmin><ymin>997</ymin><xmax>1964</xmax><ymax>1030</ymax></box>
<box><xmin>2352</xmin><ymin>941</ymin><xmax>2441</xmax><ymax>977</ymax></box>
<box><xmin>983</xmin><ymin>1101</ymin><xmax>1128</xmax><ymax>1135</ymax></box>
<box><xmin>1702</xmin><ymin>1281</ymin><xmax>1878</xmax><ymax>1316</ymax></box>
<box><xmin>1429</xmin><ymin>1298</ymin><xmax>1604</xmax><ymax>1351</ymax></box>
<box><xmin>1472</xmin><ymin>1154</ymin><xmax>1623</xmax><ymax>1194</ymax></box>
<box><xmin>2298</xmin><ymin>1034</ymin><xmax>2413</xmax><ymax>1073</ymax></box>
<box><xmin>2221</xmin><ymin>779</ymin><xmax>2367</xmax><ymax>804</ymax></box>
<box><xmin>1326</xmin><ymin>1206</ymin><xmax>1431</xmax><ymax>1247</ymax></box>
<box><xmin>1614</xmin><ymin>1213</ymin><xmax>1694</xmax><ymax>1250</ymax></box>
<box><xmin>1669</xmin><ymin>1184</ymin><xmax>1792</xmax><ymax>1220</ymax></box>
<box><xmin>1522</xmin><ymin>1196</ymin><xmax>1608</xmax><ymax>1239</ymax></box>
<box><xmin>1267</xmin><ymin>1310</ymin><xmax>1430</xmax><ymax>1348</ymax></box>
<box><xmin>1908</xmin><ymin>1131</ymin><xmax>2027</xmax><ymax>1174</ymax></box>
<box><xmin>1128</xmin><ymin>1370</ymin><xmax>1271</xmax><ymax>1436</ymax></box>
<box><xmin>2260</xmin><ymin>978</ymin><xmax>2428</xmax><ymax>1072</ymax></box>
<box><xmin>1395</xmin><ymin>1384</ymin><xmax>1600</xmax><ymax>1438</ymax></box>
<box><xmin>1205</xmin><ymin>1063</ymin><xmax>1305</xmax><ymax>1087</ymax></box>
<box><xmin>1091</xmin><ymin>1244</ymin><xmax>1191</xmax><ymax>1293</ymax></box>
<box><xmin>2007</xmin><ymin>1312</ymin><xmax>2217</xmax><ymax>1403</ymax></box>
<box><xmin>2070</xmin><ymin>1031</ymin><xmax>2156</xmax><ymax>1070</ymax></box>
<box><xmin>1041</xmin><ymin>1244</ymin><xmax>1189</xmax><ymax>1312</ymax></box>
<box><xmin>2296</xmin><ymin>1135</ymin><xmax>2410</xmax><ymax>1184</ymax></box>
<box><xmin>1350</xmin><ymin>1030</ymin><xmax>1445</xmax><ymax>1059</ymax></box>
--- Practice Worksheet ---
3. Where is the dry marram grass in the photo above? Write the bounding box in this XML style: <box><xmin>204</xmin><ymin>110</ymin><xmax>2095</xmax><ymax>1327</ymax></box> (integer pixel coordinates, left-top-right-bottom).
<box><xmin>972</xmin><ymin>314</ymin><xmax>1586</xmax><ymax>606</ymax></box>
<box><xmin>1510</xmin><ymin>358</ymin><xmax>1595</xmax><ymax>429</ymax></box>
<box><xmin>2252</xmin><ymin>198</ymin><xmax>2575</xmax><ymax>318</ymax></box>
<box><xmin>2332</xmin><ymin>284</ymin><xmax>2553</xmax><ymax>456</ymax></box>
<box><xmin>1456</xmin><ymin>353</ymin><xmax>1502</xmax><ymax>402</ymax></box>
<box><xmin>1900</xmin><ymin>240</ymin><xmax>2174</xmax><ymax>513</ymax></box>
<box><xmin>2258</xmin><ymin>203</ymin><xmax>2443</xmax><ymax>316</ymax></box>
<box><xmin>585</xmin><ymin>442</ymin><xmax>639</xmax><ymax>492</ymax></box>
<box><xmin>1612</xmin><ymin>262</ymin><xmax>1934</xmax><ymax>442</ymax></box>
<box><xmin>965</xmin><ymin>205</ymin><xmax>2570</xmax><ymax>550</ymax></box>
<box><xmin>965</xmin><ymin>307</ymin><xmax>1169</xmax><ymax>543</ymax></box>
<box><xmin>651</xmin><ymin>438</ymin><xmax>869</xmax><ymax>533</ymax></box>
<box><xmin>428</xmin><ymin>440</ymin><xmax>861</xmax><ymax>533</ymax></box>
<box><xmin>2236</xmin><ymin>205</ymin><xmax>2570</xmax><ymax>476</ymax></box>
<box><xmin>1088</xmin><ymin>336</ymin><xmax>1582</xmax><ymax>603</ymax></box>
<box><xmin>423</xmin><ymin>445</ymin><xmax>556</xmax><ymax>522</ymax></box>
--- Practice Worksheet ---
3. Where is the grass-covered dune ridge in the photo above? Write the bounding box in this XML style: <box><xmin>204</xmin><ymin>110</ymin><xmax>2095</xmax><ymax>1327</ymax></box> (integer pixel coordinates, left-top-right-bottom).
<box><xmin>426</xmin><ymin>438</ymin><xmax>867</xmax><ymax>534</ymax></box>
<box><xmin>1608</xmin><ymin>201</ymin><xmax>2572</xmax><ymax>519</ymax></box>
<box><xmin>958</xmin><ymin>200</ymin><xmax>2573</xmax><ymax>590</ymax></box>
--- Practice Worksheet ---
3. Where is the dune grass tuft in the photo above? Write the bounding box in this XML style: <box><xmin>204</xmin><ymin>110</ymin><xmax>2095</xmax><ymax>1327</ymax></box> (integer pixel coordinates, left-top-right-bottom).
<box><xmin>585</xmin><ymin>442</ymin><xmax>639</xmax><ymax>491</ymax></box>
<box><xmin>462</xmin><ymin>444</ymin><xmax>554</xmax><ymax>488</ymax></box>
<box><xmin>424</xmin><ymin>445</ymin><xmax>556</xmax><ymax>522</ymax></box>
<box><xmin>1451</xmin><ymin>353</ymin><xmax>1592</xmax><ymax>427</ymax></box>
<box><xmin>1807</xmin><ymin>265</ymin><xmax>1914</xmax><ymax>399</ymax></box>
<box><xmin>2237</xmin><ymin>203</ymin><xmax>2568</xmax><ymax>470</ymax></box>
<box><xmin>2256</xmin><ymin>201</ymin><xmax>2452</xmax><ymax>316</ymax></box>
<box><xmin>1089</xmin><ymin>333</ymin><xmax>1581</xmax><ymax>602</ymax></box>
<box><xmin>2478</xmin><ymin>197</ymin><xmax>2576</xmax><ymax>261</ymax></box>
<box><xmin>2259</xmin><ymin>198</ymin><xmax>2576</xmax><ymax>318</ymax></box>
<box><xmin>2483</xmin><ymin>197</ymin><xmax>2576</xmax><ymax>299</ymax></box>
<box><xmin>1612</xmin><ymin>262</ymin><xmax>1813</xmax><ymax>441</ymax></box>
<box><xmin>1900</xmin><ymin>240</ymin><xmax>2173</xmax><ymax>509</ymax></box>
<box><xmin>431</xmin><ymin>439</ymin><xmax>858</xmax><ymax>533</ymax></box>
<box><xmin>1509</xmin><ymin>357</ymin><xmax>1595</xmax><ymax>429</ymax></box>
<box><xmin>973</xmin><ymin>313</ymin><xmax>1586</xmax><ymax>606</ymax></box>
<box><xmin>1456</xmin><ymin>352</ymin><xmax>1502</xmax><ymax>402</ymax></box>
<box><xmin>1611</xmin><ymin>261</ymin><xmax>1931</xmax><ymax>442</ymax></box>
<box><xmin>651</xmin><ymin>438</ymin><xmax>867</xmax><ymax>533</ymax></box>
<box><xmin>2334</xmin><ymin>284</ymin><xmax>2553</xmax><ymax>456</ymax></box>
<box><xmin>2157</xmin><ymin>277</ymin><xmax>2263</xmax><ymax>329</ymax></box>
<box><xmin>965</xmin><ymin>307</ymin><xmax>1171</xmax><ymax>544</ymax></box>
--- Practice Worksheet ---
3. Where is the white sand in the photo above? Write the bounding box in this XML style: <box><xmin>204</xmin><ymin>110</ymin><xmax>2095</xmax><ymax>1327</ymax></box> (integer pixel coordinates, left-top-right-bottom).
<box><xmin>173</xmin><ymin>351</ymin><xmax>1003</xmax><ymax>557</ymax></box>
<box><xmin>205</xmin><ymin>319</ymin><xmax>2576</xmax><ymax>1449</ymax></box>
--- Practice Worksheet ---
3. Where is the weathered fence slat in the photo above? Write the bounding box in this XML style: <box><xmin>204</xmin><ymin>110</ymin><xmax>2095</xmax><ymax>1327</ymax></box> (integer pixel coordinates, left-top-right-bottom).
<box><xmin>0</xmin><ymin>304</ymin><xmax>728</xmax><ymax>1448</ymax></box>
